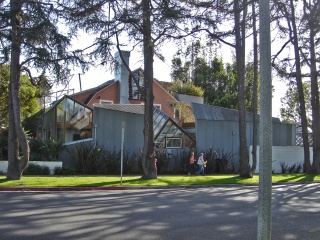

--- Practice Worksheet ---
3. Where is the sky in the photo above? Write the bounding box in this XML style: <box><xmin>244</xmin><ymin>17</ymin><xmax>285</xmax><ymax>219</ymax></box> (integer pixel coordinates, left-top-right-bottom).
<box><xmin>54</xmin><ymin>39</ymin><xmax>286</xmax><ymax>119</ymax></box>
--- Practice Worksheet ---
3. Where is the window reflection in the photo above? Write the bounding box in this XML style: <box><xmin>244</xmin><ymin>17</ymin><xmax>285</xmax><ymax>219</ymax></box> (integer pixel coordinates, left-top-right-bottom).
<box><xmin>50</xmin><ymin>96</ymin><xmax>92</xmax><ymax>143</ymax></box>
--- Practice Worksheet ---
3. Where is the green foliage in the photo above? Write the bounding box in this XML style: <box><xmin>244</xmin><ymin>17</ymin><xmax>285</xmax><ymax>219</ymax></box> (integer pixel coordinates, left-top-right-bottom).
<box><xmin>71</xmin><ymin>143</ymin><xmax>104</xmax><ymax>175</ymax></box>
<box><xmin>171</xmin><ymin>57</ymin><xmax>191</xmax><ymax>82</ymax></box>
<box><xmin>244</xmin><ymin>61</ymin><xmax>260</xmax><ymax>113</ymax></box>
<box><xmin>101</xmin><ymin>147</ymin><xmax>120</xmax><ymax>174</ymax></box>
<box><xmin>280</xmin><ymin>82</ymin><xmax>311</xmax><ymax>125</ymax></box>
<box><xmin>170</xmin><ymin>79</ymin><xmax>204</xmax><ymax>97</ymax></box>
<box><xmin>156</xmin><ymin>149</ymin><xmax>172</xmax><ymax>174</ymax></box>
<box><xmin>151</xmin><ymin>148</ymin><xmax>238</xmax><ymax>175</ymax></box>
<box><xmin>280</xmin><ymin>162</ymin><xmax>303</xmax><ymax>174</ymax></box>
<box><xmin>101</xmin><ymin>147</ymin><xmax>136</xmax><ymax>175</ymax></box>
<box><xmin>23</xmin><ymin>163</ymin><xmax>50</xmax><ymax>175</ymax></box>
<box><xmin>171</xmin><ymin>42</ymin><xmax>259</xmax><ymax>111</ymax></box>
<box><xmin>68</xmin><ymin>144</ymin><xmax>137</xmax><ymax>175</ymax></box>
<box><xmin>22</xmin><ymin>110</ymin><xmax>43</xmax><ymax>138</ymax></box>
<box><xmin>0</xmin><ymin>65</ymin><xmax>41</xmax><ymax>129</ymax></box>
<box><xmin>194</xmin><ymin>57</ymin><xmax>239</xmax><ymax>108</ymax></box>
<box><xmin>200</xmin><ymin>148</ymin><xmax>238</xmax><ymax>174</ymax></box>
<box><xmin>0</xmin><ymin>130</ymin><xmax>8</xmax><ymax>160</ymax></box>
<box><xmin>29</xmin><ymin>138</ymin><xmax>65</xmax><ymax>161</ymax></box>
<box><xmin>173</xmin><ymin>150</ymin><xmax>192</xmax><ymax>174</ymax></box>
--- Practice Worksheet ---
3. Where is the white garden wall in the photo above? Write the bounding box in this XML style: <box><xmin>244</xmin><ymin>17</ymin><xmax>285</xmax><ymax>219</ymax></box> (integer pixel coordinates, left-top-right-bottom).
<box><xmin>0</xmin><ymin>161</ymin><xmax>62</xmax><ymax>175</ymax></box>
<box><xmin>249</xmin><ymin>146</ymin><xmax>313</xmax><ymax>173</ymax></box>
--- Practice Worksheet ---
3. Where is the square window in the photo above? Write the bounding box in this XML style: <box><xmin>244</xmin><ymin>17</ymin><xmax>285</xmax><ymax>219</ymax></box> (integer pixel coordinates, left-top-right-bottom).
<box><xmin>166</xmin><ymin>138</ymin><xmax>182</xmax><ymax>148</ymax></box>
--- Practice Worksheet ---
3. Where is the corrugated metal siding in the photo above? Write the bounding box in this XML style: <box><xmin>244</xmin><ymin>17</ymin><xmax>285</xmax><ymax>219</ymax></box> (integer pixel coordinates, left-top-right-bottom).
<box><xmin>196</xmin><ymin>119</ymin><xmax>241</xmax><ymax>161</ymax></box>
<box><xmin>194</xmin><ymin>103</ymin><xmax>296</xmax><ymax>163</ymax></box>
<box><xmin>192</xmin><ymin>103</ymin><xmax>249</xmax><ymax>121</ymax></box>
<box><xmin>93</xmin><ymin>106</ymin><xmax>144</xmax><ymax>152</ymax></box>
<box><xmin>93</xmin><ymin>104</ymin><xmax>145</xmax><ymax>115</ymax></box>
<box><xmin>192</xmin><ymin>102</ymin><xmax>281</xmax><ymax>123</ymax></box>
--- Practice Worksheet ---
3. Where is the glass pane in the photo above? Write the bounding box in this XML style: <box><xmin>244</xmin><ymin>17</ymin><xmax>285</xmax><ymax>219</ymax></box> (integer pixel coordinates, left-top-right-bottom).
<box><xmin>173</xmin><ymin>129</ymin><xmax>183</xmax><ymax>137</ymax></box>
<box><xmin>154</xmin><ymin>116</ymin><xmax>168</xmax><ymax>136</ymax></box>
<box><xmin>153</xmin><ymin>112</ymin><xmax>162</xmax><ymax>127</ymax></box>
<box><xmin>160</xmin><ymin>121</ymin><xmax>173</xmax><ymax>135</ymax></box>
<box><xmin>64</xmin><ymin>98</ymin><xmax>92</xmax><ymax>142</ymax></box>
<box><xmin>166</xmin><ymin>125</ymin><xmax>179</xmax><ymax>136</ymax></box>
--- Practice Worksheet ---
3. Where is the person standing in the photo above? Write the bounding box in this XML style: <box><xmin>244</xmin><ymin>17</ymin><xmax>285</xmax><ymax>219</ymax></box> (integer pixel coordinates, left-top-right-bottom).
<box><xmin>188</xmin><ymin>152</ymin><xmax>196</xmax><ymax>175</ymax></box>
<box><xmin>196</xmin><ymin>153</ymin><xmax>205</xmax><ymax>176</ymax></box>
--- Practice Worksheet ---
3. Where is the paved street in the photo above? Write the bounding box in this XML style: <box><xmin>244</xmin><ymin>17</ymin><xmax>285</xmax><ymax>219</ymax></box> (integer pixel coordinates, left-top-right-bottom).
<box><xmin>1</xmin><ymin>184</ymin><xmax>320</xmax><ymax>240</ymax></box>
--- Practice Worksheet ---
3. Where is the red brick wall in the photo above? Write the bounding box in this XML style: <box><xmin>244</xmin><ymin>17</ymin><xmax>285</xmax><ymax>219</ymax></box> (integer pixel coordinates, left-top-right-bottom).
<box><xmin>72</xmin><ymin>88</ymin><xmax>98</xmax><ymax>104</ymax></box>
<box><xmin>87</xmin><ymin>82</ymin><xmax>119</xmax><ymax>107</ymax></box>
<box><xmin>128</xmin><ymin>81</ymin><xmax>177</xmax><ymax>118</ymax></box>
<box><xmin>154</xmin><ymin>81</ymin><xmax>177</xmax><ymax>118</ymax></box>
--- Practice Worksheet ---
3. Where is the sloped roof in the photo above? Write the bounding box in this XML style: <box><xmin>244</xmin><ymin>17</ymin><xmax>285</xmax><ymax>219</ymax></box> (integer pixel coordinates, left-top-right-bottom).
<box><xmin>45</xmin><ymin>95</ymin><xmax>93</xmax><ymax>114</ymax></box>
<box><xmin>93</xmin><ymin>104</ymin><xmax>145</xmax><ymax>115</ymax></box>
<box><xmin>192</xmin><ymin>102</ymin><xmax>281</xmax><ymax>123</ymax></box>
<box><xmin>71</xmin><ymin>80</ymin><xmax>115</xmax><ymax>104</ymax></box>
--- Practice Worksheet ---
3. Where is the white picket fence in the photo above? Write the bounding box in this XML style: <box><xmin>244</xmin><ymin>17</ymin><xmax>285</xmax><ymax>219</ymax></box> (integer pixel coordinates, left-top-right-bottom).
<box><xmin>249</xmin><ymin>145</ymin><xmax>313</xmax><ymax>173</ymax></box>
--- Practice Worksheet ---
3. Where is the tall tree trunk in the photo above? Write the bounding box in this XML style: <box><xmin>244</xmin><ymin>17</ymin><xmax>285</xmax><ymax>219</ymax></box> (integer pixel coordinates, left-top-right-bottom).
<box><xmin>308</xmin><ymin>7</ymin><xmax>320</xmax><ymax>174</ymax></box>
<box><xmin>141</xmin><ymin>0</ymin><xmax>156</xmax><ymax>179</ymax></box>
<box><xmin>7</xmin><ymin>0</ymin><xmax>29</xmax><ymax>180</ymax></box>
<box><xmin>289</xmin><ymin>0</ymin><xmax>311</xmax><ymax>173</ymax></box>
<box><xmin>235</xmin><ymin>0</ymin><xmax>252</xmax><ymax>178</ymax></box>
<box><xmin>7</xmin><ymin>80</ymin><xmax>20</xmax><ymax>179</ymax></box>
<box><xmin>251</xmin><ymin>0</ymin><xmax>258</xmax><ymax>174</ymax></box>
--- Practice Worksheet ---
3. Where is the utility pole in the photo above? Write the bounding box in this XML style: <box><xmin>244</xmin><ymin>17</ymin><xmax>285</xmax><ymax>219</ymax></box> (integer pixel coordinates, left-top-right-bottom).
<box><xmin>78</xmin><ymin>73</ymin><xmax>82</xmax><ymax>92</ymax></box>
<box><xmin>257</xmin><ymin>0</ymin><xmax>272</xmax><ymax>239</ymax></box>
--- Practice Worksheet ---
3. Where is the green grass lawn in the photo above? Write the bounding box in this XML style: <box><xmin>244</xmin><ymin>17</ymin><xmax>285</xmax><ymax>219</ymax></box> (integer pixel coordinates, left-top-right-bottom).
<box><xmin>0</xmin><ymin>174</ymin><xmax>319</xmax><ymax>188</ymax></box>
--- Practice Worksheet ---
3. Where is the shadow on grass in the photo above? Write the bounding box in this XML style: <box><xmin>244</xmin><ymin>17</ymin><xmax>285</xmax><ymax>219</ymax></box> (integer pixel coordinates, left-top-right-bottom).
<box><xmin>0</xmin><ymin>177</ymin><xmax>10</xmax><ymax>184</ymax></box>
<box><xmin>274</xmin><ymin>174</ymin><xmax>317</xmax><ymax>183</ymax></box>
<box><xmin>73</xmin><ymin>175</ymin><xmax>247</xmax><ymax>187</ymax></box>
<box><xmin>75</xmin><ymin>177</ymin><xmax>150</xmax><ymax>187</ymax></box>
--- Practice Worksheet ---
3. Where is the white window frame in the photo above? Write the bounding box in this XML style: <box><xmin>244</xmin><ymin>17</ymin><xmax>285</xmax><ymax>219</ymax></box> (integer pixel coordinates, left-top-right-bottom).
<box><xmin>100</xmin><ymin>100</ymin><xmax>113</xmax><ymax>105</ymax></box>
<box><xmin>140</xmin><ymin>103</ymin><xmax>161</xmax><ymax>110</ymax></box>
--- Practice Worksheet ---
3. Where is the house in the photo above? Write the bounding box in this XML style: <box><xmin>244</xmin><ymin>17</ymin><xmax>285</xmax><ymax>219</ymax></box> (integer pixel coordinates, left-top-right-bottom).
<box><xmin>42</xmin><ymin>51</ymin><xmax>195</xmax><ymax>149</ymax></box>
<box><xmin>41</xmin><ymin>51</ymin><xmax>297</xmax><ymax>172</ymax></box>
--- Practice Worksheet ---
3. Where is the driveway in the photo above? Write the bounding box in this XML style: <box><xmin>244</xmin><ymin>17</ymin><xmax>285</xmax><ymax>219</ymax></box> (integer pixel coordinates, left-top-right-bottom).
<box><xmin>0</xmin><ymin>184</ymin><xmax>319</xmax><ymax>240</ymax></box>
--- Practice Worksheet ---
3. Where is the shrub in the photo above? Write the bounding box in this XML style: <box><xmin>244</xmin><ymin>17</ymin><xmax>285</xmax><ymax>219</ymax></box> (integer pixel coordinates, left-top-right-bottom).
<box><xmin>101</xmin><ymin>147</ymin><xmax>120</xmax><ymax>174</ymax></box>
<box><xmin>280</xmin><ymin>162</ymin><xmax>303</xmax><ymax>173</ymax></box>
<box><xmin>156</xmin><ymin>149</ymin><xmax>172</xmax><ymax>174</ymax></box>
<box><xmin>0</xmin><ymin>130</ymin><xmax>8</xmax><ymax>160</ymax></box>
<box><xmin>280</xmin><ymin>162</ymin><xmax>288</xmax><ymax>173</ymax></box>
<box><xmin>170</xmin><ymin>80</ymin><xmax>204</xmax><ymax>97</ymax></box>
<box><xmin>173</xmin><ymin>150</ymin><xmax>192</xmax><ymax>174</ymax></box>
<box><xmin>23</xmin><ymin>163</ymin><xmax>50</xmax><ymax>175</ymax></box>
<box><xmin>122</xmin><ymin>150</ymin><xmax>136</xmax><ymax>174</ymax></box>
<box><xmin>42</xmin><ymin>139</ymin><xmax>65</xmax><ymax>161</ymax></box>
<box><xmin>29</xmin><ymin>138</ymin><xmax>64</xmax><ymax>161</ymax></box>
<box><xmin>54</xmin><ymin>166</ymin><xmax>75</xmax><ymax>175</ymax></box>
<box><xmin>70</xmin><ymin>143</ymin><xmax>104</xmax><ymax>174</ymax></box>
<box><xmin>29</xmin><ymin>138</ymin><xmax>46</xmax><ymax>161</ymax></box>
<box><xmin>195</xmin><ymin>148</ymin><xmax>238</xmax><ymax>174</ymax></box>
<box><xmin>101</xmin><ymin>147</ymin><xmax>136</xmax><ymax>174</ymax></box>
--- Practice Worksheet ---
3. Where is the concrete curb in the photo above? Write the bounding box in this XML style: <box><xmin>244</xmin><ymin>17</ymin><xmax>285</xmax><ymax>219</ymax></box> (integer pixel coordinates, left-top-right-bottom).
<box><xmin>0</xmin><ymin>182</ymin><xmax>315</xmax><ymax>192</ymax></box>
